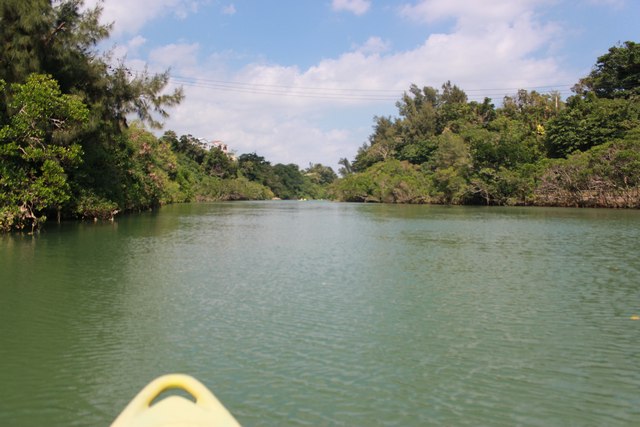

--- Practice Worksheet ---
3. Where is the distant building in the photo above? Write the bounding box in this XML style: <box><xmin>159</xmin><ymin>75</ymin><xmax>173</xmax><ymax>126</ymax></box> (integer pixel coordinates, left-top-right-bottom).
<box><xmin>197</xmin><ymin>137</ymin><xmax>236</xmax><ymax>160</ymax></box>
<box><xmin>210</xmin><ymin>140</ymin><xmax>229</xmax><ymax>154</ymax></box>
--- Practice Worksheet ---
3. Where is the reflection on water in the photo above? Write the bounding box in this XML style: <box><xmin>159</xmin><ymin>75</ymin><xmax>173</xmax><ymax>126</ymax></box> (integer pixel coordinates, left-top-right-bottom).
<box><xmin>1</xmin><ymin>202</ymin><xmax>639</xmax><ymax>426</ymax></box>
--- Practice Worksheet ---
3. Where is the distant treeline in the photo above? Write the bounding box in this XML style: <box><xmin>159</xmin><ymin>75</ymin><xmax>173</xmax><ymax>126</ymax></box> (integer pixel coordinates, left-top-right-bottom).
<box><xmin>331</xmin><ymin>41</ymin><xmax>640</xmax><ymax>208</ymax></box>
<box><xmin>1</xmin><ymin>1</ymin><xmax>638</xmax><ymax>233</ymax></box>
<box><xmin>0</xmin><ymin>1</ymin><xmax>337</xmax><ymax>232</ymax></box>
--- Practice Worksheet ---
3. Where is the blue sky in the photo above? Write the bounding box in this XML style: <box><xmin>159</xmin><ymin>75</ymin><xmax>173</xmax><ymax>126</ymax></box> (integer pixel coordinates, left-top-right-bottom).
<box><xmin>85</xmin><ymin>0</ymin><xmax>639</xmax><ymax>171</ymax></box>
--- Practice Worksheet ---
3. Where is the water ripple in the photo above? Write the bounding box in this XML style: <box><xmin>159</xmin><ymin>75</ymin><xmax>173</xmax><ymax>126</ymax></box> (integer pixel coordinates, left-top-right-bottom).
<box><xmin>1</xmin><ymin>203</ymin><xmax>640</xmax><ymax>426</ymax></box>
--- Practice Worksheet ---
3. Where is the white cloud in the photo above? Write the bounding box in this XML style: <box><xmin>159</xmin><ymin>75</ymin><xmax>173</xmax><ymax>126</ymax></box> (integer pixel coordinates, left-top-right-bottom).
<box><xmin>353</xmin><ymin>37</ymin><xmax>391</xmax><ymax>55</ymax></box>
<box><xmin>222</xmin><ymin>4</ymin><xmax>237</xmax><ymax>15</ymax></box>
<box><xmin>115</xmin><ymin>0</ymin><xmax>574</xmax><ymax>170</ymax></box>
<box><xmin>128</xmin><ymin>35</ymin><xmax>147</xmax><ymax>50</ymax></box>
<box><xmin>400</xmin><ymin>0</ymin><xmax>547</xmax><ymax>25</ymax></box>
<box><xmin>395</xmin><ymin>0</ymin><xmax>564</xmax><ymax>86</ymax></box>
<box><xmin>84</xmin><ymin>0</ymin><xmax>205</xmax><ymax>36</ymax></box>
<box><xmin>149</xmin><ymin>43</ymin><xmax>200</xmax><ymax>69</ymax></box>
<box><xmin>587</xmin><ymin>0</ymin><xmax>625</xmax><ymax>8</ymax></box>
<box><xmin>152</xmin><ymin>24</ymin><xmax>569</xmax><ymax>169</ymax></box>
<box><xmin>331</xmin><ymin>0</ymin><xmax>371</xmax><ymax>16</ymax></box>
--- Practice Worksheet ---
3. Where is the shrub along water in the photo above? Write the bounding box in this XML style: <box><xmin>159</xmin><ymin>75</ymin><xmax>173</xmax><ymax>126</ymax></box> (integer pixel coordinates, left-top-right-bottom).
<box><xmin>0</xmin><ymin>3</ymin><xmax>637</xmax><ymax>233</ymax></box>
<box><xmin>332</xmin><ymin>42</ymin><xmax>640</xmax><ymax>208</ymax></box>
<box><xmin>0</xmin><ymin>1</ymin><xmax>336</xmax><ymax>232</ymax></box>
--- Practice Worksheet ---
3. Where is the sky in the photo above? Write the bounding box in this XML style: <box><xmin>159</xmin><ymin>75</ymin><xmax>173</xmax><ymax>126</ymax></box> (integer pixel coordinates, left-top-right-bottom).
<box><xmin>83</xmin><ymin>0</ymin><xmax>639</xmax><ymax>171</ymax></box>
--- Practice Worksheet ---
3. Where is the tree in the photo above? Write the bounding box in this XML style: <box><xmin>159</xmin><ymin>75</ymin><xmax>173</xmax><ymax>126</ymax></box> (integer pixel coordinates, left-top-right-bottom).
<box><xmin>105</xmin><ymin>65</ymin><xmax>184</xmax><ymax>129</ymax></box>
<box><xmin>545</xmin><ymin>93</ymin><xmax>640</xmax><ymax>157</ymax></box>
<box><xmin>238</xmin><ymin>152</ymin><xmax>274</xmax><ymax>184</ymax></box>
<box><xmin>427</xmin><ymin>131</ymin><xmax>473</xmax><ymax>204</ymax></box>
<box><xmin>0</xmin><ymin>74</ymin><xmax>88</xmax><ymax>231</ymax></box>
<box><xmin>469</xmin><ymin>97</ymin><xmax>497</xmax><ymax>126</ymax></box>
<box><xmin>333</xmin><ymin>160</ymin><xmax>430</xmax><ymax>203</ymax></box>
<box><xmin>396</xmin><ymin>85</ymin><xmax>438</xmax><ymax>147</ymax></box>
<box><xmin>368</xmin><ymin>116</ymin><xmax>401</xmax><ymax>161</ymax></box>
<box><xmin>536</xmin><ymin>128</ymin><xmax>640</xmax><ymax>208</ymax></box>
<box><xmin>337</xmin><ymin>157</ymin><xmax>353</xmax><ymax>176</ymax></box>
<box><xmin>272</xmin><ymin>163</ymin><xmax>308</xmax><ymax>199</ymax></box>
<box><xmin>168</xmin><ymin>134</ymin><xmax>207</xmax><ymax>163</ymax></box>
<box><xmin>202</xmin><ymin>147</ymin><xmax>237</xmax><ymax>179</ymax></box>
<box><xmin>502</xmin><ymin>89</ymin><xmax>563</xmax><ymax>130</ymax></box>
<box><xmin>305</xmin><ymin>163</ymin><xmax>337</xmax><ymax>185</ymax></box>
<box><xmin>436</xmin><ymin>81</ymin><xmax>473</xmax><ymax>132</ymax></box>
<box><xmin>352</xmin><ymin>143</ymin><xmax>381</xmax><ymax>172</ymax></box>
<box><xmin>0</xmin><ymin>0</ymin><xmax>185</xmax><ymax>225</ymax></box>
<box><xmin>0</xmin><ymin>1</ymin><xmax>183</xmax><ymax>128</ymax></box>
<box><xmin>0</xmin><ymin>0</ymin><xmax>111</xmax><ymax>102</ymax></box>
<box><xmin>575</xmin><ymin>41</ymin><xmax>640</xmax><ymax>99</ymax></box>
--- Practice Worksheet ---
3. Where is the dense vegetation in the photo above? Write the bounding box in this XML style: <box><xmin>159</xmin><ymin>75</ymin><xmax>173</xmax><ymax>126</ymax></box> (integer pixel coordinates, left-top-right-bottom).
<box><xmin>0</xmin><ymin>0</ymin><xmax>336</xmax><ymax>232</ymax></box>
<box><xmin>333</xmin><ymin>41</ymin><xmax>640</xmax><ymax>208</ymax></box>
<box><xmin>1</xmin><ymin>2</ymin><xmax>638</xmax><ymax>232</ymax></box>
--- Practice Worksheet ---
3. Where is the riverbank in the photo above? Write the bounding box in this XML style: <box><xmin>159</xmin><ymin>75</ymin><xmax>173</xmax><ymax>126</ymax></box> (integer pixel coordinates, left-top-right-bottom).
<box><xmin>331</xmin><ymin>134</ymin><xmax>640</xmax><ymax>209</ymax></box>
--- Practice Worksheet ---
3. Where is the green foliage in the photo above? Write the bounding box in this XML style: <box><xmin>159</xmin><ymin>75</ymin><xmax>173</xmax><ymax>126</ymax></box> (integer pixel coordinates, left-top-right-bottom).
<box><xmin>75</xmin><ymin>191</ymin><xmax>119</xmax><ymax>220</ymax></box>
<box><xmin>501</xmin><ymin>89</ymin><xmax>563</xmax><ymax>129</ymax></box>
<box><xmin>545</xmin><ymin>94</ymin><xmax>640</xmax><ymax>157</ymax></box>
<box><xmin>0</xmin><ymin>1</ymin><xmax>189</xmax><ymax>231</ymax></box>
<box><xmin>238</xmin><ymin>152</ymin><xmax>272</xmax><ymax>183</ymax></box>
<box><xmin>395</xmin><ymin>85</ymin><xmax>438</xmax><ymax>155</ymax></box>
<box><xmin>236</xmin><ymin>152</ymin><xmax>329</xmax><ymax>199</ymax></box>
<box><xmin>333</xmin><ymin>160</ymin><xmax>430</xmax><ymax>203</ymax></box>
<box><xmin>202</xmin><ymin>147</ymin><xmax>237</xmax><ymax>179</ymax></box>
<box><xmin>468</xmin><ymin>166</ymin><xmax>538</xmax><ymax>206</ymax></box>
<box><xmin>0</xmin><ymin>1</ymin><xmax>182</xmax><ymax>128</ymax></box>
<box><xmin>0</xmin><ymin>74</ymin><xmax>87</xmax><ymax>231</ymax></box>
<box><xmin>352</xmin><ymin>142</ymin><xmax>382</xmax><ymax>172</ymax></box>
<box><xmin>436</xmin><ymin>81</ymin><xmax>474</xmax><ymax>132</ymax></box>
<box><xmin>197</xmin><ymin>176</ymin><xmax>274</xmax><ymax>201</ymax></box>
<box><xmin>429</xmin><ymin>167</ymin><xmax>469</xmax><ymax>204</ymax></box>
<box><xmin>426</xmin><ymin>131</ymin><xmax>473</xmax><ymax>204</ymax></box>
<box><xmin>337</xmin><ymin>157</ymin><xmax>353</xmax><ymax>177</ymax></box>
<box><xmin>357</xmin><ymin>82</ymin><xmax>498</xmax><ymax>171</ymax></box>
<box><xmin>427</xmin><ymin>130</ymin><xmax>472</xmax><ymax>172</ymax></box>
<box><xmin>163</xmin><ymin>133</ymin><xmax>208</xmax><ymax>165</ymax></box>
<box><xmin>397</xmin><ymin>136</ymin><xmax>438</xmax><ymax>164</ymax></box>
<box><xmin>484</xmin><ymin>116</ymin><xmax>544</xmax><ymax>167</ymax></box>
<box><xmin>536</xmin><ymin>128</ymin><xmax>640</xmax><ymax>207</ymax></box>
<box><xmin>271</xmin><ymin>163</ymin><xmax>308</xmax><ymax>199</ymax></box>
<box><xmin>305</xmin><ymin>163</ymin><xmax>337</xmax><ymax>186</ymax></box>
<box><xmin>105</xmin><ymin>66</ymin><xmax>184</xmax><ymax>129</ymax></box>
<box><xmin>336</xmin><ymin>41</ymin><xmax>640</xmax><ymax>208</ymax></box>
<box><xmin>0</xmin><ymin>0</ymin><xmax>113</xmax><ymax>133</ymax></box>
<box><xmin>2</xmin><ymin>31</ymin><xmax>639</xmax><ymax>233</ymax></box>
<box><xmin>576</xmin><ymin>41</ymin><xmax>640</xmax><ymax>99</ymax></box>
<box><xmin>332</xmin><ymin>172</ymin><xmax>375</xmax><ymax>202</ymax></box>
<box><xmin>303</xmin><ymin>163</ymin><xmax>337</xmax><ymax>198</ymax></box>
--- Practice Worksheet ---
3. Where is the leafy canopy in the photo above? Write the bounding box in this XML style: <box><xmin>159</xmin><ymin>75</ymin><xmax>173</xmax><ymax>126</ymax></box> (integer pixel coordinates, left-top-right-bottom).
<box><xmin>0</xmin><ymin>74</ymin><xmax>88</xmax><ymax>231</ymax></box>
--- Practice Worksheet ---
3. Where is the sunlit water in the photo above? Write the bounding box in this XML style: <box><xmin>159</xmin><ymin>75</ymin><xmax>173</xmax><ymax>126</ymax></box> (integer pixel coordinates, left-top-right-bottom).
<box><xmin>1</xmin><ymin>201</ymin><xmax>639</xmax><ymax>426</ymax></box>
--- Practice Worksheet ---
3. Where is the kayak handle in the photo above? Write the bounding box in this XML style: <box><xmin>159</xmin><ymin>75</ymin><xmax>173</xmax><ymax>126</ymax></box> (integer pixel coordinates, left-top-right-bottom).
<box><xmin>111</xmin><ymin>373</ymin><xmax>241</xmax><ymax>426</ymax></box>
<box><xmin>130</xmin><ymin>374</ymin><xmax>221</xmax><ymax>409</ymax></box>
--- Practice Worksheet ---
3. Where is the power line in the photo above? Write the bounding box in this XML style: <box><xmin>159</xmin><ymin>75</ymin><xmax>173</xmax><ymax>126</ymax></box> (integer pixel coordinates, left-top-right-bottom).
<box><xmin>167</xmin><ymin>77</ymin><xmax>400</xmax><ymax>101</ymax></box>
<box><xmin>132</xmin><ymin>69</ymin><xmax>574</xmax><ymax>102</ymax></box>
<box><xmin>169</xmin><ymin>74</ymin><xmax>402</xmax><ymax>93</ymax></box>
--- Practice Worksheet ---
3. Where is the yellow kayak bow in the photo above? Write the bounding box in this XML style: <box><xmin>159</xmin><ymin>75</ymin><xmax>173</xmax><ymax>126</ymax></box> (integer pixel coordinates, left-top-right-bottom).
<box><xmin>111</xmin><ymin>374</ymin><xmax>241</xmax><ymax>427</ymax></box>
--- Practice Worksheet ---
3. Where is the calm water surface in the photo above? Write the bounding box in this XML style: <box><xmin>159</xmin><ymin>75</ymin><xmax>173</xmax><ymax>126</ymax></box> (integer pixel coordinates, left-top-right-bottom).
<box><xmin>1</xmin><ymin>202</ymin><xmax>639</xmax><ymax>426</ymax></box>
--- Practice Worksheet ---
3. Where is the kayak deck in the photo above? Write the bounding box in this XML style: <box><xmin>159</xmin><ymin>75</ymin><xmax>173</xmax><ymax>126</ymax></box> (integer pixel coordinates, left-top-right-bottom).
<box><xmin>111</xmin><ymin>374</ymin><xmax>241</xmax><ymax>427</ymax></box>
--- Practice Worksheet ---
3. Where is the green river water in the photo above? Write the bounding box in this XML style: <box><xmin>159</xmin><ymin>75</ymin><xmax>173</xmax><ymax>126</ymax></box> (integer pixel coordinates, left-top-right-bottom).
<box><xmin>1</xmin><ymin>201</ymin><xmax>639</xmax><ymax>426</ymax></box>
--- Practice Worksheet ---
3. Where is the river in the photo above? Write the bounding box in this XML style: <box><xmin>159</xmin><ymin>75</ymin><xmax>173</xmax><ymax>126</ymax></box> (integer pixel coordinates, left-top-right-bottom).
<box><xmin>1</xmin><ymin>201</ymin><xmax>639</xmax><ymax>426</ymax></box>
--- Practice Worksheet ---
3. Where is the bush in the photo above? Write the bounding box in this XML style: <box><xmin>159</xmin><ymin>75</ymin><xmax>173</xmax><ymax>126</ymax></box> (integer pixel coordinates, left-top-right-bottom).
<box><xmin>197</xmin><ymin>177</ymin><xmax>274</xmax><ymax>201</ymax></box>
<box><xmin>535</xmin><ymin>130</ymin><xmax>640</xmax><ymax>207</ymax></box>
<box><xmin>333</xmin><ymin>160</ymin><xmax>431</xmax><ymax>203</ymax></box>
<box><xmin>74</xmin><ymin>192</ymin><xmax>119</xmax><ymax>220</ymax></box>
